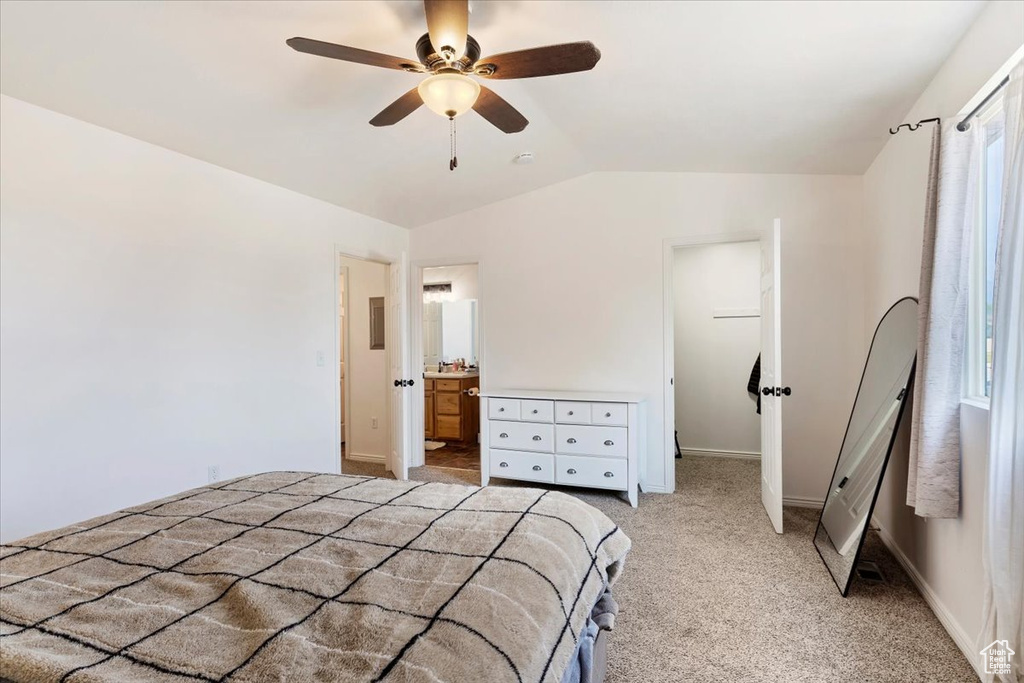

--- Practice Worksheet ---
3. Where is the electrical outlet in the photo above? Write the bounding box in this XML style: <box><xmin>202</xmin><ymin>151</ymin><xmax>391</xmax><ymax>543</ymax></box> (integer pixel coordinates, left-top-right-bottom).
<box><xmin>208</xmin><ymin>465</ymin><xmax>221</xmax><ymax>483</ymax></box>
<box><xmin>316</xmin><ymin>350</ymin><xmax>325</xmax><ymax>367</ymax></box>
<box><xmin>371</xmin><ymin>417</ymin><xmax>378</xmax><ymax>429</ymax></box>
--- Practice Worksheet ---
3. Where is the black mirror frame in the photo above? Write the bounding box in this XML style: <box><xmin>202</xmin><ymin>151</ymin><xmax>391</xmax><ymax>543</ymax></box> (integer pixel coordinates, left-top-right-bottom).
<box><xmin>814</xmin><ymin>296</ymin><xmax>918</xmax><ymax>597</ymax></box>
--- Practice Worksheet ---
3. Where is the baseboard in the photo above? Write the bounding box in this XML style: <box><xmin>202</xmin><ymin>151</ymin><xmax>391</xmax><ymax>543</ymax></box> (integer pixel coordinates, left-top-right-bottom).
<box><xmin>782</xmin><ymin>495</ymin><xmax>824</xmax><ymax>509</ymax></box>
<box><xmin>345</xmin><ymin>452</ymin><xmax>386</xmax><ymax>464</ymax></box>
<box><xmin>873</xmin><ymin>521</ymin><xmax>983</xmax><ymax>681</ymax></box>
<box><xmin>680</xmin><ymin>448</ymin><xmax>760</xmax><ymax>460</ymax></box>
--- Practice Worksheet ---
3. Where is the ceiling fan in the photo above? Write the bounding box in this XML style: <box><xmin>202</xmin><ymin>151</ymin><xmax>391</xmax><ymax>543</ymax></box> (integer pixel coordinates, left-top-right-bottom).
<box><xmin>287</xmin><ymin>0</ymin><xmax>600</xmax><ymax>168</ymax></box>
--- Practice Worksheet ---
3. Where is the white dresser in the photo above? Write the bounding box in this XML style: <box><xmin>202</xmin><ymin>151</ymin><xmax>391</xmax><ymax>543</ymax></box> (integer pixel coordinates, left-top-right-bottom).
<box><xmin>480</xmin><ymin>389</ymin><xmax>646</xmax><ymax>507</ymax></box>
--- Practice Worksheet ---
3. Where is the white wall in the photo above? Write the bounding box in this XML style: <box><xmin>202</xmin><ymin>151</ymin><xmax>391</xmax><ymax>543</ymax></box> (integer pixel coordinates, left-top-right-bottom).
<box><xmin>340</xmin><ymin>257</ymin><xmax>389</xmax><ymax>461</ymax></box>
<box><xmin>862</xmin><ymin>1</ymin><xmax>1023</xmax><ymax>673</ymax></box>
<box><xmin>0</xmin><ymin>95</ymin><xmax>408</xmax><ymax>543</ymax></box>
<box><xmin>410</xmin><ymin>171</ymin><xmax>865</xmax><ymax>498</ymax></box>
<box><xmin>674</xmin><ymin>242</ymin><xmax>761</xmax><ymax>455</ymax></box>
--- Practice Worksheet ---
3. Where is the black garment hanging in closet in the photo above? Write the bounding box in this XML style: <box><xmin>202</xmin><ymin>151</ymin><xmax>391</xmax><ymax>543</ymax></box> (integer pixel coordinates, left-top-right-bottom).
<box><xmin>747</xmin><ymin>354</ymin><xmax>761</xmax><ymax>415</ymax></box>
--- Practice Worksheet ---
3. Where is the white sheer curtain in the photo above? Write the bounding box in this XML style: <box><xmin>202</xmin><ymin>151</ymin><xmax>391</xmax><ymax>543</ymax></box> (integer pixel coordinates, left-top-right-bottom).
<box><xmin>980</xmin><ymin>62</ymin><xmax>1024</xmax><ymax>683</ymax></box>
<box><xmin>907</xmin><ymin>119</ymin><xmax>980</xmax><ymax>518</ymax></box>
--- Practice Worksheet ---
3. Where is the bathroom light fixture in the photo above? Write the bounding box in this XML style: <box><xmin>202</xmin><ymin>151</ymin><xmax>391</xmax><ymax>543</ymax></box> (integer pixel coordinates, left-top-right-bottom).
<box><xmin>423</xmin><ymin>283</ymin><xmax>454</xmax><ymax>304</ymax></box>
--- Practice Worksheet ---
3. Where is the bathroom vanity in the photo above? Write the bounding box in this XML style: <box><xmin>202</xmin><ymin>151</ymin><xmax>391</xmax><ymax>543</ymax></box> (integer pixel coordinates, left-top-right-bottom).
<box><xmin>423</xmin><ymin>371</ymin><xmax>479</xmax><ymax>443</ymax></box>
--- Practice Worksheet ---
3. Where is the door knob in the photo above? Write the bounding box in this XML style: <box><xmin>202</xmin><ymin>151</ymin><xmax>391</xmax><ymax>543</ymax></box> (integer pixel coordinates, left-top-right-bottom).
<box><xmin>761</xmin><ymin>387</ymin><xmax>772</xmax><ymax>396</ymax></box>
<box><xmin>408</xmin><ymin>379</ymin><xmax>415</xmax><ymax>386</ymax></box>
<box><xmin>395</xmin><ymin>379</ymin><xmax>403</xmax><ymax>387</ymax></box>
<box><xmin>782</xmin><ymin>387</ymin><xmax>792</xmax><ymax>396</ymax></box>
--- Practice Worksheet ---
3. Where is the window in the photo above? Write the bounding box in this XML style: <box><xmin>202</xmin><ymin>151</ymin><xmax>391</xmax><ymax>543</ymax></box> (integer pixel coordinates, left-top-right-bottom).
<box><xmin>965</xmin><ymin>96</ymin><xmax>1005</xmax><ymax>401</ymax></box>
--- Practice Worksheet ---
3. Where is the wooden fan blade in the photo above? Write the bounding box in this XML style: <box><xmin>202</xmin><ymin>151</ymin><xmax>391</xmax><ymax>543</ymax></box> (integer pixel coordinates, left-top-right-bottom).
<box><xmin>424</xmin><ymin>0</ymin><xmax>468</xmax><ymax>60</ymax></box>
<box><xmin>369</xmin><ymin>88</ymin><xmax>424</xmax><ymax>127</ymax></box>
<box><xmin>287</xmin><ymin>37</ymin><xmax>423</xmax><ymax>72</ymax></box>
<box><xmin>472</xmin><ymin>86</ymin><xmax>528</xmax><ymax>133</ymax></box>
<box><xmin>475</xmin><ymin>41</ymin><xmax>601</xmax><ymax>79</ymax></box>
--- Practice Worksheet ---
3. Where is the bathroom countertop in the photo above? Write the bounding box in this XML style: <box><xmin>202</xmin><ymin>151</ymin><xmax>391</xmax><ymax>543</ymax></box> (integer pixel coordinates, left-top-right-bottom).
<box><xmin>423</xmin><ymin>371</ymin><xmax>479</xmax><ymax>379</ymax></box>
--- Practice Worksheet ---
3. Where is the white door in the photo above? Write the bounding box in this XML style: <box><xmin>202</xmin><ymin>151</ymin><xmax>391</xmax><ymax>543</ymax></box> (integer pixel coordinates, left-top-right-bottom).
<box><xmin>760</xmin><ymin>218</ymin><xmax>783</xmax><ymax>533</ymax></box>
<box><xmin>424</xmin><ymin>301</ymin><xmax>443</xmax><ymax>367</ymax></box>
<box><xmin>388</xmin><ymin>254</ymin><xmax>410</xmax><ymax>480</ymax></box>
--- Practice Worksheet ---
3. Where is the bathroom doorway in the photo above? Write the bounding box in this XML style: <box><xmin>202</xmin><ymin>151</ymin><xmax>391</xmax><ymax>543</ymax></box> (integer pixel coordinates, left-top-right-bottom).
<box><xmin>414</xmin><ymin>263</ymin><xmax>482</xmax><ymax>472</ymax></box>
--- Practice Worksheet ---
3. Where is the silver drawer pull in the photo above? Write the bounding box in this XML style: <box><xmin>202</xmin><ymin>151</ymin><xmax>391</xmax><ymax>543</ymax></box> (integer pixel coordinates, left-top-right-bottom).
<box><xmin>532</xmin><ymin>435</ymin><xmax>542</xmax><ymax>441</ymax></box>
<box><xmin>532</xmin><ymin>465</ymin><xmax>542</xmax><ymax>471</ymax></box>
<box><xmin>604</xmin><ymin>440</ymin><xmax>614</xmax><ymax>446</ymax></box>
<box><xmin>567</xmin><ymin>468</ymin><xmax>577</xmax><ymax>475</ymax></box>
<box><xmin>567</xmin><ymin>438</ymin><xmax>577</xmax><ymax>444</ymax></box>
<box><xmin>499</xmin><ymin>407</ymin><xmax>505</xmax><ymax>412</ymax></box>
<box><xmin>532</xmin><ymin>409</ymin><xmax>538</xmax><ymax>414</ymax></box>
<box><xmin>567</xmin><ymin>411</ymin><xmax>574</xmax><ymax>416</ymax></box>
<box><xmin>499</xmin><ymin>433</ymin><xmax>508</xmax><ymax>438</ymax></box>
<box><xmin>604</xmin><ymin>471</ymin><xmax>614</xmax><ymax>478</ymax></box>
<box><xmin>499</xmin><ymin>462</ymin><xmax>509</xmax><ymax>468</ymax></box>
<box><xmin>605</xmin><ymin>412</ymin><xmax>612</xmax><ymax>418</ymax></box>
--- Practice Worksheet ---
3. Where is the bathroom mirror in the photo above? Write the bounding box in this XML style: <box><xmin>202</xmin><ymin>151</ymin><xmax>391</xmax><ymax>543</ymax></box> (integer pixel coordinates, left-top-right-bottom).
<box><xmin>424</xmin><ymin>299</ymin><xmax>478</xmax><ymax>367</ymax></box>
<box><xmin>422</xmin><ymin>265</ymin><xmax>480</xmax><ymax>371</ymax></box>
<box><xmin>814</xmin><ymin>297</ymin><xmax>918</xmax><ymax>596</ymax></box>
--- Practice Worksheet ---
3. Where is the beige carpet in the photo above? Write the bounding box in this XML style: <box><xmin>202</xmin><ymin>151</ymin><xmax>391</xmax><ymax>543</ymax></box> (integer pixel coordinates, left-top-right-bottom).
<box><xmin>341</xmin><ymin>457</ymin><xmax>976</xmax><ymax>682</ymax></box>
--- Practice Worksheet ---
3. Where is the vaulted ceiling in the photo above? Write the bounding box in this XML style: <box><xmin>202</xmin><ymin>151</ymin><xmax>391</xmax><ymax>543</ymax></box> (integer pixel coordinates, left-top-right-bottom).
<box><xmin>0</xmin><ymin>1</ymin><xmax>984</xmax><ymax>227</ymax></box>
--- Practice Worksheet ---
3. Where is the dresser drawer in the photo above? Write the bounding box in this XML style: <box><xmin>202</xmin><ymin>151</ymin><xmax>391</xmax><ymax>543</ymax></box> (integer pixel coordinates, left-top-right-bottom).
<box><xmin>591</xmin><ymin>403</ymin><xmax>628</xmax><ymax>426</ymax></box>
<box><xmin>436</xmin><ymin>414</ymin><xmax>462</xmax><ymax>440</ymax></box>
<box><xmin>436</xmin><ymin>379</ymin><xmax>462</xmax><ymax>392</ymax></box>
<box><xmin>555</xmin><ymin>455</ymin><xmax>627</xmax><ymax>491</ymax></box>
<box><xmin>436</xmin><ymin>391</ymin><xmax>461</xmax><ymax>415</ymax></box>
<box><xmin>520</xmin><ymin>400</ymin><xmax>554</xmax><ymax>423</ymax></box>
<box><xmin>490</xmin><ymin>450</ymin><xmax>554</xmax><ymax>484</ymax></box>
<box><xmin>488</xmin><ymin>398</ymin><xmax>520</xmax><ymax>420</ymax></box>
<box><xmin>555</xmin><ymin>424</ymin><xmax>627</xmax><ymax>458</ymax></box>
<box><xmin>490</xmin><ymin>420</ymin><xmax>554</xmax><ymax>452</ymax></box>
<box><xmin>555</xmin><ymin>401</ymin><xmax>591</xmax><ymax>424</ymax></box>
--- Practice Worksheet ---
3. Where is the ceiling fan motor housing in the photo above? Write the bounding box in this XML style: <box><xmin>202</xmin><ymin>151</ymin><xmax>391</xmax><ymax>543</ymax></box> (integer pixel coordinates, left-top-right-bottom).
<box><xmin>416</xmin><ymin>33</ymin><xmax>481</xmax><ymax>72</ymax></box>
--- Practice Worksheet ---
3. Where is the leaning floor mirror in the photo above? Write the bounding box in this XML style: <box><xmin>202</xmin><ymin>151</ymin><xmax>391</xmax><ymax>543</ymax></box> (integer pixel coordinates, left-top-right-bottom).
<box><xmin>814</xmin><ymin>297</ymin><xmax>918</xmax><ymax>596</ymax></box>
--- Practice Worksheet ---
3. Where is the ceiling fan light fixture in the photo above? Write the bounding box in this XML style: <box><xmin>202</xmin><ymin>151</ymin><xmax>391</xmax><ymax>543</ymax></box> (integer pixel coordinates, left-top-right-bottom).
<box><xmin>417</xmin><ymin>73</ymin><xmax>481</xmax><ymax>118</ymax></box>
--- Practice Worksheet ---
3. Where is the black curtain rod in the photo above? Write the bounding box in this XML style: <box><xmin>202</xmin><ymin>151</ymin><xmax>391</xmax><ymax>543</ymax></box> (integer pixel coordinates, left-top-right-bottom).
<box><xmin>889</xmin><ymin>117</ymin><xmax>940</xmax><ymax>135</ymax></box>
<box><xmin>957</xmin><ymin>75</ymin><xmax>1010</xmax><ymax>131</ymax></box>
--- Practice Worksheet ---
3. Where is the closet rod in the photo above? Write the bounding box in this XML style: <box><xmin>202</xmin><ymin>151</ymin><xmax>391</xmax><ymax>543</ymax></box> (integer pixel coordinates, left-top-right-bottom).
<box><xmin>956</xmin><ymin>75</ymin><xmax>1010</xmax><ymax>131</ymax></box>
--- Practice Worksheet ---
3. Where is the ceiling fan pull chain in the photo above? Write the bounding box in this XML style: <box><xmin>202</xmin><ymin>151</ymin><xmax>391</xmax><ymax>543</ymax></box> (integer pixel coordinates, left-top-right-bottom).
<box><xmin>449</xmin><ymin>116</ymin><xmax>458</xmax><ymax>171</ymax></box>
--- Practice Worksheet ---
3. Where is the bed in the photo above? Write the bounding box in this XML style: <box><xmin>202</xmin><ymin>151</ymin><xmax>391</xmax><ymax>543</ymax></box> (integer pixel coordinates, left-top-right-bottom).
<box><xmin>0</xmin><ymin>472</ymin><xmax>630</xmax><ymax>682</ymax></box>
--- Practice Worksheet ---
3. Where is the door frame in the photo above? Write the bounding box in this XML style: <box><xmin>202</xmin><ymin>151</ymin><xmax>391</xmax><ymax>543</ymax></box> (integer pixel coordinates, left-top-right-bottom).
<box><xmin>662</xmin><ymin>232</ymin><xmax>762</xmax><ymax>493</ymax></box>
<box><xmin>409</xmin><ymin>256</ymin><xmax>485</xmax><ymax>468</ymax></box>
<box><xmin>339</xmin><ymin>264</ymin><xmax>351</xmax><ymax>467</ymax></box>
<box><xmin>334</xmin><ymin>246</ymin><xmax>406</xmax><ymax>474</ymax></box>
